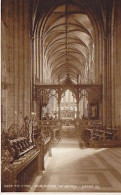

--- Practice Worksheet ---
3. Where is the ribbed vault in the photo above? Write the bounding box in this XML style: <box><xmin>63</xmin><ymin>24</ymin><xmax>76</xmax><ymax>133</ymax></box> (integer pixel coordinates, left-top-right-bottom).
<box><xmin>33</xmin><ymin>1</ymin><xmax>96</xmax><ymax>84</ymax></box>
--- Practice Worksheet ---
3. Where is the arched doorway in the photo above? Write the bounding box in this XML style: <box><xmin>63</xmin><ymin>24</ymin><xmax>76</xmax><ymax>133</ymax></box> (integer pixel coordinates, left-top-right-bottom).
<box><xmin>60</xmin><ymin>89</ymin><xmax>76</xmax><ymax>126</ymax></box>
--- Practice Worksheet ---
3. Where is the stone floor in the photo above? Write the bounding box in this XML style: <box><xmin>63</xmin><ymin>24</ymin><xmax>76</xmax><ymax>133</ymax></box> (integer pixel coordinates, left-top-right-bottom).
<box><xmin>30</xmin><ymin>126</ymin><xmax>121</xmax><ymax>192</ymax></box>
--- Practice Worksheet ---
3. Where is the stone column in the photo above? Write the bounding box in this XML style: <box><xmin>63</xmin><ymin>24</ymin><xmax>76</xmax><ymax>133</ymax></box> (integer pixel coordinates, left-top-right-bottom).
<box><xmin>76</xmin><ymin>98</ymin><xmax>80</xmax><ymax>119</ymax></box>
<box><xmin>58</xmin><ymin>98</ymin><xmax>61</xmax><ymax>120</ymax></box>
<box><xmin>1</xmin><ymin>0</ymin><xmax>31</xmax><ymax>130</ymax></box>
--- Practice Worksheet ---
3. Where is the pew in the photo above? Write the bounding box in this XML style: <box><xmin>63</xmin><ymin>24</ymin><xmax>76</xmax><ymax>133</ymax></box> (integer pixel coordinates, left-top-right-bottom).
<box><xmin>1</xmin><ymin>117</ymin><xmax>53</xmax><ymax>192</ymax></box>
<box><xmin>37</xmin><ymin>120</ymin><xmax>62</xmax><ymax>143</ymax></box>
<box><xmin>81</xmin><ymin>125</ymin><xmax>121</xmax><ymax>148</ymax></box>
<box><xmin>1</xmin><ymin>126</ymin><xmax>41</xmax><ymax>192</ymax></box>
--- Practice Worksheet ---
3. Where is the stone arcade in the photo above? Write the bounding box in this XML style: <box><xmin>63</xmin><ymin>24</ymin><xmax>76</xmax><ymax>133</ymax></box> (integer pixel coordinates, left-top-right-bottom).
<box><xmin>1</xmin><ymin>0</ymin><xmax>121</xmax><ymax>192</ymax></box>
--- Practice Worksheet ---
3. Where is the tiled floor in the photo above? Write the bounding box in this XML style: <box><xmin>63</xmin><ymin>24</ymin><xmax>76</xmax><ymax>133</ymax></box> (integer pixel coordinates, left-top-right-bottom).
<box><xmin>31</xmin><ymin>126</ymin><xmax>121</xmax><ymax>192</ymax></box>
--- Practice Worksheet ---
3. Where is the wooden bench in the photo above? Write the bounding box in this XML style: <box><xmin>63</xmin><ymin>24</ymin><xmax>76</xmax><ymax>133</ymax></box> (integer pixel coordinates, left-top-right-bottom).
<box><xmin>2</xmin><ymin>148</ymin><xmax>40</xmax><ymax>192</ymax></box>
<box><xmin>1</xmin><ymin>129</ymin><xmax>41</xmax><ymax>192</ymax></box>
<box><xmin>81</xmin><ymin>126</ymin><xmax>121</xmax><ymax>148</ymax></box>
<box><xmin>1</xmin><ymin>118</ymin><xmax>53</xmax><ymax>192</ymax></box>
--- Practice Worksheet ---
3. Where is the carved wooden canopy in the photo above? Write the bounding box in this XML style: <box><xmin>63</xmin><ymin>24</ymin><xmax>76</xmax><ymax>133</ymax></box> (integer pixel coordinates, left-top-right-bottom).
<box><xmin>33</xmin><ymin>76</ymin><xmax>102</xmax><ymax>104</ymax></box>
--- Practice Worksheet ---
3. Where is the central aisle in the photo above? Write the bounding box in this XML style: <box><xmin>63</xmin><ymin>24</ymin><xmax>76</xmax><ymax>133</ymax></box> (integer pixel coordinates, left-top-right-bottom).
<box><xmin>30</xmin><ymin>125</ymin><xmax>121</xmax><ymax>192</ymax></box>
<box><xmin>54</xmin><ymin>125</ymin><xmax>81</xmax><ymax>148</ymax></box>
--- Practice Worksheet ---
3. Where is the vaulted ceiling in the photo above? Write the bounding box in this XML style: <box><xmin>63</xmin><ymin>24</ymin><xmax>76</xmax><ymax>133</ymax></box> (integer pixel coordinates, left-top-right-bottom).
<box><xmin>43</xmin><ymin>4</ymin><xmax>94</xmax><ymax>83</ymax></box>
<box><xmin>32</xmin><ymin>0</ymin><xmax>107</xmax><ymax>84</ymax></box>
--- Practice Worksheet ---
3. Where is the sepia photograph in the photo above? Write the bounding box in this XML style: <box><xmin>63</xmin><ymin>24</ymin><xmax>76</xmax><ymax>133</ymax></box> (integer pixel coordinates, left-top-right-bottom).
<box><xmin>1</xmin><ymin>0</ymin><xmax>121</xmax><ymax>193</ymax></box>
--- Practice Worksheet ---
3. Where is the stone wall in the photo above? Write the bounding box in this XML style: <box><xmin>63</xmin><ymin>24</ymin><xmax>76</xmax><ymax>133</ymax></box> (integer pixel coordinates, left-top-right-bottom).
<box><xmin>98</xmin><ymin>0</ymin><xmax>121</xmax><ymax>127</ymax></box>
<box><xmin>1</xmin><ymin>0</ymin><xmax>31</xmax><ymax>130</ymax></box>
<box><xmin>113</xmin><ymin>1</ymin><xmax>121</xmax><ymax>126</ymax></box>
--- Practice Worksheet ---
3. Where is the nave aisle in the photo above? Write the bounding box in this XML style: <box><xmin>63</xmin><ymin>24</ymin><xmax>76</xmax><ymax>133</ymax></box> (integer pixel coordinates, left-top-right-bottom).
<box><xmin>30</xmin><ymin>126</ymin><xmax>121</xmax><ymax>192</ymax></box>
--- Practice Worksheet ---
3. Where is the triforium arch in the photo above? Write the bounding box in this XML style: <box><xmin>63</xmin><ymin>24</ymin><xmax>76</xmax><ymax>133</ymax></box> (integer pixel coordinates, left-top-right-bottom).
<box><xmin>31</xmin><ymin>0</ymin><xmax>116</xmax><ymax>126</ymax></box>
